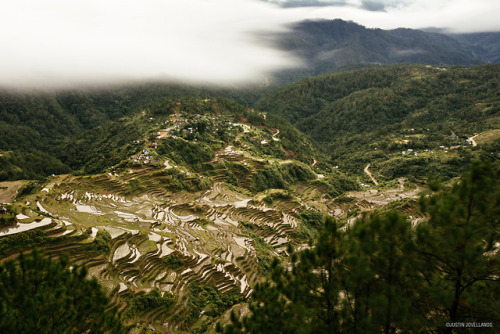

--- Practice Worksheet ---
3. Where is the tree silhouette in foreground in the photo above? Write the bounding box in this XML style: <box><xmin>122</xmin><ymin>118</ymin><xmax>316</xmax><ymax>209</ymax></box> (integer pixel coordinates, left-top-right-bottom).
<box><xmin>219</xmin><ymin>162</ymin><xmax>499</xmax><ymax>333</ymax></box>
<box><xmin>416</xmin><ymin>162</ymin><xmax>500</xmax><ymax>332</ymax></box>
<box><xmin>0</xmin><ymin>249</ymin><xmax>124</xmax><ymax>334</ymax></box>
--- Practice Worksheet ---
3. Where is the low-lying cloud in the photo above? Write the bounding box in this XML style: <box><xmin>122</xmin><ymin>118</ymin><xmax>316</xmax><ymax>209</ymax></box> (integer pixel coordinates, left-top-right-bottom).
<box><xmin>0</xmin><ymin>0</ymin><xmax>300</xmax><ymax>89</ymax></box>
<box><xmin>1</xmin><ymin>0</ymin><xmax>499</xmax><ymax>89</ymax></box>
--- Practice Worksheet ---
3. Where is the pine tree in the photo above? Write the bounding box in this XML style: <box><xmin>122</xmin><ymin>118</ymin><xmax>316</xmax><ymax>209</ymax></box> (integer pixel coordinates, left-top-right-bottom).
<box><xmin>0</xmin><ymin>249</ymin><xmax>124</xmax><ymax>333</ymax></box>
<box><xmin>342</xmin><ymin>212</ymin><xmax>421</xmax><ymax>333</ymax></box>
<box><xmin>416</xmin><ymin>162</ymin><xmax>500</xmax><ymax>332</ymax></box>
<box><xmin>219</xmin><ymin>216</ymin><xmax>345</xmax><ymax>334</ymax></box>
<box><xmin>220</xmin><ymin>162</ymin><xmax>499</xmax><ymax>334</ymax></box>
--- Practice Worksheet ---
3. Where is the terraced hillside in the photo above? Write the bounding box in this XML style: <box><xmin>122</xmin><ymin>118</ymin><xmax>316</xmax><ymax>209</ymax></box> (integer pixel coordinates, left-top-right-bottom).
<box><xmin>1</xmin><ymin>65</ymin><xmax>499</xmax><ymax>333</ymax></box>
<box><xmin>258</xmin><ymin>64</ymin><xmax>500</xmax><ymax>182</ymax></box>
<box><xmin>0</xmin><ymin>94</ymin><xmax>431</xmax><ymax>332</ymax></box>
<box><xmin>0</xmin><ymin>161</ymin><xmax>426</xmax><ymax>333</ymax></box>
<box><xmin>0</xmin><ymin>97</ymin><xmax>349</xmax><ymax>332</ymax></box>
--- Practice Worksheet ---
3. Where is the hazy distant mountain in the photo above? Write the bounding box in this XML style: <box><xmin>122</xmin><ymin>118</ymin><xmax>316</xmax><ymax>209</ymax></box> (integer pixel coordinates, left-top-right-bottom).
<box><xmin>452</xmin><ymin>32</ymin><xmax>500</xmax><ymax>63</ymax></box>
<box><xmin>271</xmin><ymin>19</ymin><xmax>500</xmax><ymax>83</ymax></box>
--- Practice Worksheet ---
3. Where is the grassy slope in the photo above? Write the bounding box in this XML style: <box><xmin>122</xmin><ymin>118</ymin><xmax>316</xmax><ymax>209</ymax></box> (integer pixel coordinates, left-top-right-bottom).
<box><xmin>257</xmin><ymin>64</ymin><xmax>500</xmax><ymax>182</ymax></box>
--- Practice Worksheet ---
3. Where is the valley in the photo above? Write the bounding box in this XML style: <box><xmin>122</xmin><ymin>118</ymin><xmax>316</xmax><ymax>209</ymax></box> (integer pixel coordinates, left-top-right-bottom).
<box><xmin>1</xmin><ymin>64</ymin><xmax>499</xmax><ymax>333</ymax></box>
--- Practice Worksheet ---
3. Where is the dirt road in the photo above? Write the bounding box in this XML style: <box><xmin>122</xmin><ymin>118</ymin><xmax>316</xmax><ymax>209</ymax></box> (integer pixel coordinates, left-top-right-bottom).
<box><xmin>468</xmin><ymin>134</ymin><xmax>478</xmax><ymax>147</ymax></box>
<box><xmin>364</xmin><ymin>164</ymin><xmax>379</xmax><ymax>186</ymax></box>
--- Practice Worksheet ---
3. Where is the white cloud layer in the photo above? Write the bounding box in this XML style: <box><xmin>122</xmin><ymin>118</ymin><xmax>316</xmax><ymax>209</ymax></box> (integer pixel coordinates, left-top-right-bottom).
<box><xmin>0</xmin><ymin>0</ymin><xmax>499</xmax><ymax>88</ymax></box>
<box><xmin>281</xmin><ymin>0</ymin><xmax>500</xmax><ymax>32</ymax></box>
<box><xmin>0</xmin><ymin>0</ymin><xmax>299</xmax><ymax>88</ymax></box>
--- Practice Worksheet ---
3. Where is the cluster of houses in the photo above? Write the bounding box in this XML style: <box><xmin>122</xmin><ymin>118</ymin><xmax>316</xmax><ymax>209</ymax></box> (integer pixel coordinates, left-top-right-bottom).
<box><xmin>401</xmin><ymin>148</ymin><xmax>419</xmax><ymax>156</ymax></box>
<box><xmin>130</xmin><ymin>111</ymin><xmax>242</xmax><ymax>165</ymax></box>
<box><xmin>154</xmin><ymin>113</ymin><xmax>237</xmax><ymax>141</ymax></box>
<box><xmin>132</xmin><ymin>148</ymin><xmax>157</xmax><ymax>165</ymax></box>
<box><xmin>401</xmin><ymin>145</ymin><xmax>468</xmax><ymax>156</ymax></box>
<box><xmin>398</xmin><ymin>131</ymin><xmax>473</xmax><ymax>156</ymax></box>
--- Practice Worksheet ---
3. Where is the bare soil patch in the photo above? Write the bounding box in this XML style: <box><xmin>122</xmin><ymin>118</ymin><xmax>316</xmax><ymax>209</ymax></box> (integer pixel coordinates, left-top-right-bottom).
<box><xmin>0</xmin><ymin>180</ymin><xmax>26</xmax><ymax>203</ymax></box>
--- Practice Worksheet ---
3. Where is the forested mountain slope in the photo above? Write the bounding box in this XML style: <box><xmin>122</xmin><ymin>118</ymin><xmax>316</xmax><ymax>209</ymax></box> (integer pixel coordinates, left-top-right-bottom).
<box><xmin>258</xmin><ymin>64</ymin><xmax>500</xmax><ymax>181</ymax></box>
<box><xmin>271</xmin><ymin>19</ymin><xmax>500</xmax><ymax>83</ymax></box>
<box><xmin>0</xmin><ymin>84</ymin><xmax>265</xmax><ymax>181</ymax></box>
<box><xmin>1</xmin><ymin>65</ymin><xmax>499</xmax><ymax>333</ymax></box>
<box><xmin>0</xmin><ymin>96</ymin><xmax>360</xmax><ymax>333</ymax></box>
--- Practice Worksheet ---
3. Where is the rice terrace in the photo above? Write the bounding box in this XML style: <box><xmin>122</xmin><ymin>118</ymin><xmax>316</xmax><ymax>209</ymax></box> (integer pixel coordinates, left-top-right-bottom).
<box><xmin>1</xmin><ymin>43</ymin><xmax>499</xmax><ymax>333</ymax></box>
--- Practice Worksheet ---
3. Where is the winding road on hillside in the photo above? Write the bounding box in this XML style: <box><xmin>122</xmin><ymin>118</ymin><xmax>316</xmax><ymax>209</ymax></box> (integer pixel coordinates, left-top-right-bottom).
<box><xmin>468</xmin><ymin>134</ymin><xmax>479</xmax><ymax>147</ymax></box>
<box><xmin>364</xmin><ymin>164</ymin><xmax>379</xmax><ymax>186</ymax></box>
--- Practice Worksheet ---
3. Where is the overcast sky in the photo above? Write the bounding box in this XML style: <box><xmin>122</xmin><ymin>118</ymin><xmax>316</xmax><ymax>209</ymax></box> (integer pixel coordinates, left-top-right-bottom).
<box><xmin>1</xmin><ymin>0</ymin><xmax>499</xmax><ymax>89</ymax></box>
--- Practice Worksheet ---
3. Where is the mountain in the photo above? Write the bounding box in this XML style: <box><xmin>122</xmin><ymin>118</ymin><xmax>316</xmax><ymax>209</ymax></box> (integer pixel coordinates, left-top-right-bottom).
<box><xmin>258</xmin><ymin>64</ymin><xmax>500</xmax><ymax>181</ymax></box>
<box><xmin>453</xmin><ymin>32</ymin><xmax>500</xmax><ymax>63</ymax></box>
<box><xmin>270</xmin><ymin>19</ymin><xmax>500</xmax><ymax>83</ymax></box>
<box><xmin>1</xmin><ymin>64</ymin><xmax>499</xmax><ymax>332</ymax></box>
<box><xmin>0</xmin><ymin>84</ymin><xmax>266</xmax><ymax>181</ymax></box>
<box><xmin>0</xmin><ymin>95</ymin><xmax>359</xmax><ymax>332</ymax></box>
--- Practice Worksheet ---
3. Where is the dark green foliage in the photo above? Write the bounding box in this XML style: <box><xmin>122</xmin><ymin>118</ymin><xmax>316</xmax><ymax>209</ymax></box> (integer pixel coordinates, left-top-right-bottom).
<box><xmin>416</xmin><ymin>162</ymin><xmax>500</xmax><ymax>332</ymax></box>
<box><xmin>342</xmin><ymin>212</ymin><xmax>421</xmax><ymax>333</ymax></box>
<box><xmin>92</xmin><ymin>230</ymin><xmax>112</xmax><ymax>255</ymax></box>
<box><xmin>221</xmin><ymin>162</ymin><xmax>500</xmax><ymax>333</ymax></box>
<box><xmin>258</xmin><ymin>64</ymin><xmax>500</xmax><ymax>180</ymax></box>
<box><xmin>124</xmin><ymin>179</ymin><xmax>146</xmax><ymax>195</ymax></box>
<box><xmin>126</xmin><ymin>289</ymin><xmax>175</xmax><ymax>317</ymax></box>
<box><xmin>162</xmin><ymin>252</ymin><xmax>185</xmax><ymax>270</ymax></box>
<box><xmin>62</xmin><ymin>118</ymin><xmax>143</xmax><ymax>174</ymax></box>
<box><xmin>1</xmin><ymin>91</ymin><xmax>320</xmax><ymax>181</ymax></box>
<box><xmin>0</xmin><ymin>214</ymin><xmax>16</xmax><ymax>228</ymax></box>
<box><xmin>157</xmin><ymin>139</ymin><xmax>215</xmax><ymax>165</ymax></box>
<box><xmin>299</xmin><ymin>210</ymin><xmax>323</xmax><ymax>229</ymax></box>
<box><xmin>263</xmin><ymin>190</ymin><xmax>292</xmax><ymax>205</ymax></box>
<box><xmin>0</xmin><ymin>151</ymin><xmax>70</xmax><ymax>181</ymax></box>
<box><xmin>251</xmin><ymin>162</ymin><xmax>316</xmax><ymax>192</ymax></box>
<box><xmin>0</xmin><ymin>229</ymin><xmax>51</xmax><ymax>255</ymax></box>
<box><xmin>0</xmin><ymin>204</ymin><xmax>16</xmax><ymax>227</ymax></box>
<box><xmin>240</xmin><ymin>222</ymin><xmax>276</xmax><ymax>272</ymax></box>
<box><xmin>260</xmin><ymin>113</ymin><xmax>319</xmax><ymax>163</ymax></box>
<box><xmin>322</xmin><ymin>171</ymin><xmax>360</xmax><ymax>197</ymax></box>
<box><xmin>186</xmin><ymin>282</ymin><xmax>243</xmax><ymax>329</ymax></box>
<box><xmin>0</xmin><ymin>249</ymin><xmax>124</xmax><ymax>333</ymax></box>
<box><xmin>0</xmin><ymin>228</ymin><xmax>92</xmax><ymax>256</ymax></box>
<box><xmin>15</xmin><ymin>181</ymin><xmax>45</xmax><ymax>199</ymax></box>
<box><xmin>0</xmin><ymin>86</ymin><xmax>264</xmax><ymax>180</ymax></box>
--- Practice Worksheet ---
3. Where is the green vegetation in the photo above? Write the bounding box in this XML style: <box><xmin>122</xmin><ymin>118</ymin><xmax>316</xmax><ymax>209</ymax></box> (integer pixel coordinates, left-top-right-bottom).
<box><xmin>0</xmin><ymin>86</ymin><xmax>264</xmax><ymax>180</ymax></box>
<box><xmin>0</xmin><ymin>229</ymin><xmax>52</xmax><ymax>255</ymax></box>
<box><xmin>0</xmin><ymin>151</ymin><xmax>71</xmax><ymax>181</ymax></box>
<box><xmin>263</xmin><ymin>190</ymin><xmax>292</xmax><ymax>205</ymax></box>
<box><xmin>92</xmin><ymin>230</ymin><xmax>112</xmax><ymax>254</ymax></box>
<box><xmin>0</xmin><ymin>204</ymin><xmax>16</xmax><ymax>227</ymax></box>
<box><xmin>0</xmin><ymin>249</ymin><xmax>124</xmax><ymax>333</ymax></box>
<box><xmin>162</xmin><ymin>252</ymin><xmax>185</xmax><ymax>270</ymax></box>
<box><xmin>126</xmin><ymin>289</ymin><xmax>175</xmax><ymax>318</ymax></box>
<box><xmin>318</xmin><ymin>170</ymin><xmax>360</xmax><ymax>197</ymax></box>
<box><xmin>1</xmin><ymin>64</ymin><xmax>500</xmax><ymax>333</ymax></box>
<box><xmin>0</xmin><ymin>213</ymin><xmax>16</xmax><ymax>227</ymax></box>
<box><xmin>258</xmin><ymin>64</ymin><xmax>500</xmax><ymax>181</ymax></box>
<box><xmin>0</xmin><ymin>227</ymin><xmax>92</xmax><ymax>256</ymax></box>
<box><xmin>158</xmin><ymin>139</ymin><xmax>216</xmax><ymax>166</ymax></box>
<box><xmin>15</xmin><ymin>180</ymin><xmax>46</xmax><ymax>199</ymax></box>
<box><xmin>299</xmin><ymin>209</ymin><xmax>323</xmax><ymax>229</ymax></box>
<box><xmin>186</xmin><ymin>282</ymin><xmax>244</xmax><ymax>331</ymax></box>
<box><xmin>251</xmin><ymin>162</ymin><xmax>316</xmax><ymax>192</ymax></box>
<box><xmin>220</xmin><ymin>162</ymin><xmax>500</xmax><ymax>334</ymax></box>
<box><xmin>240</xmin><ymin>222</ymin><xmax>276</xmax><ymax>272</ymax></box>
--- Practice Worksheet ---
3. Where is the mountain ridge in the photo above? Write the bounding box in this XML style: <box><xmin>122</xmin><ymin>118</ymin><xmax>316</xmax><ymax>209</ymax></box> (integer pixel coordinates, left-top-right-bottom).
<box><xmin>270</xmin><ymin>19</ymin><xmax>500</xmax><ymax>83</ymax></box>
